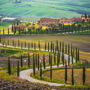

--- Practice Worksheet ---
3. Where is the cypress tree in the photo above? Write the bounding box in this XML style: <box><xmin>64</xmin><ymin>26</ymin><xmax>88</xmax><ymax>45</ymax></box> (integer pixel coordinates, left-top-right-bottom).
<box><xmin>33</xmin><ymin>53</ymin><xmax>35</xmax><ymax>76</ymax></box>
<box><xmin>3</xmin><ymin>29</ymin><xmax>4</xmax><ymax>36</ymax></box>
<box><xmin>53</xmin><ymin>43</ymin><xmax>54</xmax><ymax>53</ymax></box>
<box><xmin>51</xmin><ymin>41</ymin><xmax>53</xmax><ymax>52</ymax></box>
<box><xmin>28</xmin><ymin>43</ymin><xmax>30</xmax><ymax>50</ymax></box>
<box><xmin>50</xmin><ymin>54</ymin><xmax>52</xmax><ymax>80</ymax></box>
<box><xmin>8</xmin><ymin>57</ymin><xmax>11</xmax><ymax>75</ymax></box>
<box><xmin>20</xmin><ymin>55</ymin><xmax>23</xmax><ymax>67</ymax></box>
<box><xmin>28</xmin><ymin>53</ymin><xmax>30</xmax><ymax>67</ymax></box>
<box><xmin>76</xmin><ymin>48</ymin><xmax>78</xmax><ymax>63</ymax></box>
<box><xmin>17</xmin><ymin>60</ymin><xmax>20</xmax><ymax>77</ymax></box>
<box><xmin>71</xmin><ymin>67</ymin><xmax>74</xmax><ymax>85</ymax></box>
<box><xmin>68</xmin><ymin>44</ymin><xmax>70</xmax><ymax>65</ymax></box>
<box><xmin>45</xmin><ymin>41</ymin><xmax>46</xmax><ymax>51</ymax></box>
<box><xmin>78</xmin><ymin>49</ymin><xmax>79</xmax><ymax>61</ymax></box>
<box><xmin>54</xmin><ymin>53</ymin><xmax>56</xmax><ymax>65</ymax></box>
<box><xmin>38</xmin><ymin>41</ymin><xmax>40</xmax><ymax>50</ymax></box>
<box><xmin>60</xmin><ymin>41</ymin><xmax>61</xmax><ymax>52</ymax></box>
<box><xmin>35</xmin><ymin>54</ymin><xmax>37</xmax><ymax>67</ymax></box>
<box><xmin>43</xmin><ymin>54</ymin><xmax>46</xmax><ymax>69</ymax></box>
<box><xmin>72</xmin><ymin>52</ymin><xmax>73</xmax><ymax>64</ymax></box>
<box><xmin>0</xmin><ymin>37</ymin><xmax>1</xmax><ymax>43</ymax></box>
<box><xmin>37</xmin><ymin>53</ymin><xmax>40</xmax><ymax>70</ymax></box>
<box><xmin>49</xmin><ymin>53</ymin><xmax>51</xmax><ymax>65</ymax></box>
<box><xmin>65</xmin><ymin>45</ymin><xmax>67</xmax><ymax>54</ymax></box>
<box><xmin>48</xmin><ymin>42</ymin><xmax>49</xmax><ymax>52</ymax></box>
<box><xmin>83</xmin><ymin>66</ymin><xmax>86</xmax><ymax>85</ymax></box>
<box><xmin>40</xmin><ymin>63</ymin><xmax>42</xmax><ymax>79</ymax></box>
<box><xmin>56</xmin><ymin>40</ymin><xmax>58</xmax><ymax>51</ymax></box>
<box><xmin>65</xmin><ymin>64</ymin><xmax>67</xmax><ymax>83</ymax></box>
<box><xmin>62</xmin><ymin>53</ymin><xmax>64</xmax><ymax>66</ymax></box>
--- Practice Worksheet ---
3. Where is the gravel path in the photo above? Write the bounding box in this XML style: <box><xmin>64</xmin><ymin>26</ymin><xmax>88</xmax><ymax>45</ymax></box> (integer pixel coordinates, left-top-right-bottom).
<box><xmin>20</xmin><ymin>53</ymin><xmax>75</xmax><ymax>86</ymax></box>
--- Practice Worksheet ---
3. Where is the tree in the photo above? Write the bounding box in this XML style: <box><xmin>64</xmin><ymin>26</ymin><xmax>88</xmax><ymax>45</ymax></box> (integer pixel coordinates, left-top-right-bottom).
<box><xmin>83</xmin><ymin>66</ymin><xmax>86</xmax><ymax>85</ymax></box>
<box><xmin>33</xmin><ymin>54</ymin><xmax>35</xmax><ymax>76</ymax></box>
<box><xmin>35</xmin><ymin>54</ymin><xmax>37</xmax><ymax>67</ymax></box>
<box><xmin>45</xmin><ymin>41</ymin><xmax>46</xmax><ymax>51</ymax></box>
<box><xmin>71</xmin><ymin>67</ymin><xmax>74</xmax><ymax>85</ymax></box>
<box><xmin>0</xmin><ymin>37</ymin><xmax>1</xmax><ymax>43</ymax></box>
<box><xmin>37</xmin><ymin>53</ymin><xmax>40</xmax><ymax>70</ymax></box>
<box><xmin>43</xmin><ymin>54</ymin><xmax>46</xmax><ymax>69</ymax></box>
<box><xmin>38</xmin><ymin>41</ymin><xmax>40</xmax><ymax>50</ymax></box>
<box><xmin>57</xmin><ymin>53</ymin><xmax>60</xmax><ymax>67</ymax></box>
<box><xmin>48</xmin><ymin>42</ymin><xmax>49</xmax><ymax>52</ymax></box>
<box><xmin>68</xmin><ymin>44</ymin><xmax>70</xmax><ymax>65</ymax></box>
<box><xmin>76</xmin><ymin>48</ymin><xmax>78</xmax><ymax>63</ymax></box>
<box><xmin>65</xmin><ymin>65</ymin><xmax>67</xmax><ymax>83</ymax></box>
<box><xmin>65</xmin><ymin>45</ymin><xmax>67</xmax><ymax>54</ymax></box>
<box><xmin>28</xmin><ymin>43</ymin><xmax>30</xmax><ymax>50</ymax></box>
<box><xmin>77</xmin><ymin>49</ymin><xmax>79</xmax><ymax>61</ymax></box>
<box><xmin>28</xmin><ymin>53</ymin><xmax>30</xmax><ymax>67</ymax></box>
<box><xmin>40</xmin><ymin>63</ymin><xmax>42</xmax><ymax>79</ymax></box>
<box><xmin>50</xmin><ymin>54</ymin><xmax>52</xmax><ymax>80</ymax></box>
<box><xmin>59</xmin><ymin>41</ymin><xmax>61</xmax><ymax>52</ymax></box>
<box><xmin>54</xmin><ymin>53</ymin><xmax>56</xmax><ymax>65</ymax></box>
<box><xmin>17</xmin><ymin>60</ymin><xmax>20</xmax><ymax>77</ymax></box>
<box><xmin>8</xmin><ymin>57</ymin><xmax>11</xmax><ymax>75</ymax></box>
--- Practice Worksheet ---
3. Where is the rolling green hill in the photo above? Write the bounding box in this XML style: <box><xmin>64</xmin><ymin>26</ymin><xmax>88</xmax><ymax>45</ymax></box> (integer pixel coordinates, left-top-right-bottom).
<box><xmin>0</xmin><ymin>0</ymin><xmax>90</xmax><ymax>18</ymax></box>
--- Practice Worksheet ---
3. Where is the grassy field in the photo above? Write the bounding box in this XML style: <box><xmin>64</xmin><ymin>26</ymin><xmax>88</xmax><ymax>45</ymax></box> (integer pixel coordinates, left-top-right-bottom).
<box><xmin>33</xmin><ymin>68</ymin><xmax>90</xmax><ymax>85</ymax></box>
<box><xmin>0</xmin><ymin>0</ymin><xmax>90</xmax><ymax>18</ymax></box>
<box><xmin>5</xmin><ymin>34</ymin><xmax>90</xmax><ymax>52</ymax></box>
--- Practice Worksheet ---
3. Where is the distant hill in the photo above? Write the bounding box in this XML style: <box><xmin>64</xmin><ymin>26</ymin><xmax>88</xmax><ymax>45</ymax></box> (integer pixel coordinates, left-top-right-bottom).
<box><xmin>0</xmin><ymin>0</ymin><xmax>90</xmax><ymax>18</ymax></box>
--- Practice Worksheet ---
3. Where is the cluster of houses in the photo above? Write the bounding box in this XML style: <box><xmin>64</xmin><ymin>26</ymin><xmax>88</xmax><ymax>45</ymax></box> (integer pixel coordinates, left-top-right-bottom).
<box><xmin>38</xmin><ymin>14</ymin><xmax>90</xmax><ymax>26</ymax></box>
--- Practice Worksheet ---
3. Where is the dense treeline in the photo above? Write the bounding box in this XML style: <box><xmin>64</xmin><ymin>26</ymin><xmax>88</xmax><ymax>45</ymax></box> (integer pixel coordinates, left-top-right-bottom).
<box><xmin>0</xmin><ymin>22</ymin><xmax>90</xmax><ymax>35</ymax></box>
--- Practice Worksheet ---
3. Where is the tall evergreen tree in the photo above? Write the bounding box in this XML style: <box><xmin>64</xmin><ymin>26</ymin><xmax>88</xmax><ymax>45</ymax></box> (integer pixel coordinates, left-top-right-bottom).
<box><xmin>50</xmin><ymin>54</ymin><xmax>52</xmax><ymax>80</ymax></box>
<box><xmin>59</xmin><ymin>41</ymin><xmax>61</xmax><ymax>52</ymax></box>
<box><xmin>48</xmin><ymin>42</ymin><xmax>49</xmax><ymax>52</ymax></box>
<box><xmin>8</xmin><ymin>57</ymin><xmax>11</xmax><ymax>75</ymax></box>
<box><xmin>37</xmin><ymin>53</ymin><xmax>40</xmax><ymax>70</ymax></box>
<box><xmin>35</xmin><ymin>54</ymin><xmax>37</xmax><ymax>67</ymax></box>
<box><xmin>43</xmin><ymin>54</ymin><xmax>46</xmax><ymax>69</ymax></box>
<box><xmin>65</xmin><ymin>45</ymin><xmax>67</xmax><ymax>54</ymax></box>
<box><xmin>71</xmin><ymin>67</ymin><xmax>74</xmax><ymax>85</ymax></box>
<box><xmin>68</xmin><ymin>44</ymin><xmax>70</xmax><ymax>65</ymax></box>
<box><xmin>77</xmin><ymin>49</ymin><xmax>79</xmax><ymax>61</ymax></box>
<box><xmin>54</xmin><ymin>53</ymin><xmax>56</xmax><ymax>65</ymax></box>
<box><xmin>45</xmin><ymin>41</ymin><xmax>46</xmax><ymax>51</ymax></box>
<box><xmin>65</xmin><ymin>64</ymin><xmax>67</xmax><ymax>83</ymax></box>
<box><xmin>76</xmin><ymin>48</ymin><xmax>78</xmax><ymax>63</ymax></box>
<box><xmin>40</xmin><ymin>63</ymin><xmax>42</xmax><ymax>79</ymax></box>
<box><xmin>33</xmin><ymin>54</ymin><xmax>35</xmax><ymax>76</ymax></box>
<box><xmin>83</xmin><ymin>66</ymin><xmax>86</xmax><ymax>85</ymax></box>
<box><xmin>28</xmin><ymin>53</ymin><xmax>30</xmax><ymax>67</ymax></box>
<box><xmin>38</xmin><ymin>41</ymin><xmax>40</xmax><ymax>50</ymax></box>
<box><xmin>17</xmin><ymin>60</ymin><xmax>20</xmax><ymax>77</ymax></box>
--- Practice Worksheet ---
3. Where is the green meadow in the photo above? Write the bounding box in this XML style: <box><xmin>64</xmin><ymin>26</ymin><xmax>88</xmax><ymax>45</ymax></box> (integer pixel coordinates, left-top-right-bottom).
<box><xmin>0</xmin><ymin>0</ymin><xmax>90</xmax><ymax>18</ymax></box>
